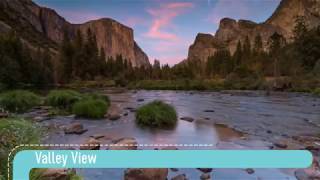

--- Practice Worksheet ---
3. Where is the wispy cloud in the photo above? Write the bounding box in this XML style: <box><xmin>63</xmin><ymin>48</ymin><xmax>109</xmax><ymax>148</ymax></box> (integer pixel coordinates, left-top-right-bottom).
<box><xmin>145</xmin><ymin>2</ymin><xmax>194</xmax><ymax>41</ymax></box>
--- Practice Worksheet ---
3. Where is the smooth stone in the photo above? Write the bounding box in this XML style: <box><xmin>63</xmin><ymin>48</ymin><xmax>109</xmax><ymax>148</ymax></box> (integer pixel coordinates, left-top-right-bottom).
<box><xmin>64</xmin><ymin>123</ymin><xmax>88</xmax><ymax>135</ymax></box>
<box><xmin>245</xmin><ymin>168</ymin><xmax>255</xmax><ymax>174</ymax></box>
<box><xmin>109</xmin><ymin>137</ymin><xmax>138</xmax><ymax>150</ymax></box>
<box><xmin>106</xmin><ymin>104</ymin><xmax>121</xmax><ymax>120</ymax></box>
<box><xmin>200</xmin><ymin>173</ymin><xmax>211</xmax><ymax>180</ymax></box>
<box><xmin>124</xmin><ymin>168</ymin><xmax>168</xmax><ymax>180</ymax></box>
<box><xmin>180</xmin><ymin>117</ymin><xmax>194</xmax><ymax>122</ymax></box>
<box><xmin>171</xmin><ymin>174</ymin><xmax>187</xmax><ymax>180</ymax></box>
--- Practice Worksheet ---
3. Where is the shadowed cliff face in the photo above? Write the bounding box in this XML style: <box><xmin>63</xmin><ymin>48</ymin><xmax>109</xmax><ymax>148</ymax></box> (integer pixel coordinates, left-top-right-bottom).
<box><xmin>0</xmin><ymin>0</ymin><xmax>150</xmax><ymax>67</ymax></box>
<box><xmin>188</xmin><ymin>0</ymin><xmax>320</xmax><ymax>62</ymax></box>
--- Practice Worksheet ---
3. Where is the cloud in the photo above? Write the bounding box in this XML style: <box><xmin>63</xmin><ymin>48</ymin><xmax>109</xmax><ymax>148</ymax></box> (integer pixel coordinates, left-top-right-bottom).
<box><xmin>145</xmin><ymin>2</ymin><xmax>194</xmax><ymax>41</ymax></box>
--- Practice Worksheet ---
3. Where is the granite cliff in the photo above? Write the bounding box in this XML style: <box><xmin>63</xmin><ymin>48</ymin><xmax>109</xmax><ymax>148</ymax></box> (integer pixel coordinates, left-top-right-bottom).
<box><xmin>188</xmin><ymin>0</ymin><xmax>320</xmax><ymax>62</ymax></box>
<box><xmin>0</xmin><ymin>0</ymin><xmax>150</xmax><ymax>67</ymax></box>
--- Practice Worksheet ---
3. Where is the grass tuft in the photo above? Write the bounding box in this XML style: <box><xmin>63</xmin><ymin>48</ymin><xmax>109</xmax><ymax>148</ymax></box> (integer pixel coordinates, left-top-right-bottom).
<box><xmin>135</xmin><ymin>100</ymin><xmax>177</xmax><ymax>128</ymax></box>
<box><xmin>72</xmin><ymin>99</ymin><xmax>108</xmax><ymax>119</ymax></box>
<box><xmin>0</xmin><ymin>90</ymin><xmax>41</xmax><ymax>113</ymax></box>
<box><xmin>46</xmin><ymin>90</ymin><xmax>82</xmax><ymax>110</ymax></box>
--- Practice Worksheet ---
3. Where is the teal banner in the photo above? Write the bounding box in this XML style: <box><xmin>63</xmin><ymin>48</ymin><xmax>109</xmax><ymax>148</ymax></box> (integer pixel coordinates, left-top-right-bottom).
<box><xmin>12</xmin><ymin>150</ymin><xmax>312</xmax><ymax>180</ymax></box>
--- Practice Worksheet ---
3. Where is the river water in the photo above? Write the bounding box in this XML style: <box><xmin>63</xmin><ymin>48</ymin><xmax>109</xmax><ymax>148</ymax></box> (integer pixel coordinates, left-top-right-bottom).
<box><xmin>42</xmin><ymin>90</ymin><xmax>320</xmax><ymax>180</ymax></box>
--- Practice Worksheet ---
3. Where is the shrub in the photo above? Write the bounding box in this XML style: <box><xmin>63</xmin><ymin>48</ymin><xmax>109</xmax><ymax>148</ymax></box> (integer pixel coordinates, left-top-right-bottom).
<box><xmin>46</xmin><ymin>90</ymin><xmax>82</xmax><ymax>110</ymax></box>
<box><xmin>0</xmin><ymin>118</ymin><xmax>41</xmax><ymax>178</ymax></box>
<box><xmin>135</xmin><ymin>100</ymin><xmax>177</xmax><ymax>128</ymax></box>
<box><xmin>84</xmin><ymin>93</ymin><xmax>110</xmax><ymax>105</ymax></box>
<box><xmin>0</xmin><ymin>90</ymin><xmax>41</xmax><ymax>113</ymax></box>
<box><xmin>72</xmin><ymin>99</ymin><xmax>108</xmax><ymax>119</ymax></box>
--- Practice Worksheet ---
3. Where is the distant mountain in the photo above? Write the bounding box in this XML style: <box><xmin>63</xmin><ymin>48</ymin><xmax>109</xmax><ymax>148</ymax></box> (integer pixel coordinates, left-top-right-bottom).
<box><xmin>0</xmin><ymin>0</ymin><xmax>150</xmax><ymax>67</ymax></box>
<box><xmin>187</xmin><ymin>0</ymin><xmax>320</xmax><ymax>62</ymax></box>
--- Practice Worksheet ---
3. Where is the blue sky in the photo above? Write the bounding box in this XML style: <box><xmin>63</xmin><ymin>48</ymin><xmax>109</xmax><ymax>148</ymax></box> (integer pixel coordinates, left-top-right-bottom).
<box><xmin>35</xmin><ymin>0</ymin><xmax>281</xmax><ymax>65</ymax></box>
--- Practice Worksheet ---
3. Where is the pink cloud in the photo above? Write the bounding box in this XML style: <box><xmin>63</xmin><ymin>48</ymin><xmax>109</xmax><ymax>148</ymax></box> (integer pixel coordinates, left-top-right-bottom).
<box><xmin>145</xmin><ymin>2</ymin><xmax>194</xmax><ymax>41</ymax></box>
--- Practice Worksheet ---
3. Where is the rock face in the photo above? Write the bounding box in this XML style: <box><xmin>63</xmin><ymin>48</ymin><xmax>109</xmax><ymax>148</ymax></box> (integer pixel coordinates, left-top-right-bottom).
<box><xmin>187</xmin><ymin>0</ymin><xmax>320</xmax><ymax>62</ymax></box>
<box><xmin>0</xmin><ymin>0</ymin><xmax>150</xmax><ymax>67</ymax></box>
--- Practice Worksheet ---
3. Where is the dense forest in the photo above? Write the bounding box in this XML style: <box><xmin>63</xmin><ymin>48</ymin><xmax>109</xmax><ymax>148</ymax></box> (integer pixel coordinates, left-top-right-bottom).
<box><xmin>0</xmin><ymin>16</ymin><xmax>319</xmax><ymax>91</ymax></box>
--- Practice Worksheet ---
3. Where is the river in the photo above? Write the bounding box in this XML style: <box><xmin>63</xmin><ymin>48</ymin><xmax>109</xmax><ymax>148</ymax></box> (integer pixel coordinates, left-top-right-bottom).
<box><xmin>39</xmin><ymin>90</ymin><xmax>320</xmax><ymax>180</ymax></box>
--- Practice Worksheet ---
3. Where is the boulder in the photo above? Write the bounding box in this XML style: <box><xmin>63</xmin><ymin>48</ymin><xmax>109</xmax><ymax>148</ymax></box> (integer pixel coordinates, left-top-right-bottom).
<box><xmin>170</xmin><ymin>168</ymin><xmax>179</xmax><ymax>172</ymax></box>
<box><xmin>197</xmin><ymin>168</ymin><xmax>213</xmax><ymax>173</ymax></box>
<box><xmin>171</xmin><ymin>174</ymin><xmax>187</xmax><ymax>180</ymax></box>
<box><xmin>245</xmin><ymin>168</ymin><xmax>255</xmax><ymax>174</ymax></box>
<box><xmin>106</xmin><ymin>104</ymin><xmax>121</xmax><ymax>120</ymax></box>
<box><xmin>124</xmin><ymin>168</ymin><xmax>168</xmax><ymax>180</ymax></box>
<box><xmin>80</xmin><ymin>138</ymin><xmax>100</xmax><ymax>150</ymax></box>
<box><xmin>200</xmin><ymin>173</ymin><xmax>211</xmax><ymax>180</ymax></box>
<box><xmin>64</xmin><ymin>123</ymin><xmax>88</xmax><ymax>135</ymax></box>
<box><xmin>180</xmin><ymin>117</ymin><xmax>194</xmax><ymax>122</ymax></box>
<box><xmin>109</xmin><ymin>137</ymin><xmax>138</xmax><ymax>150</ymax></box>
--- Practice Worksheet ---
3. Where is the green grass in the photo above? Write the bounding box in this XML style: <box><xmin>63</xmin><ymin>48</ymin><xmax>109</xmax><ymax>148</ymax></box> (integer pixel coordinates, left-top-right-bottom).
<box><xmin>0</xmin><ymin>118</ymin><xmax>41</xmax><ymax>179</ymax></box>
<box><xmin>0</xmin><ymin>90</ymin><xmax>41</xmax><ymax>113</ymax></box>
<box><xmin>135</xmin><ymin>100</ymin><xmax>177</xmax><ymax>128</ymax></box>
<box><xmin>46</xmin><ymin>90</ymin><xmax>83</xmax><ymax>110</ymax></box>
<box><xmin>72</xmin><ymin>99</ymin><xmax>108</xmax><ymax>119</ymax></box>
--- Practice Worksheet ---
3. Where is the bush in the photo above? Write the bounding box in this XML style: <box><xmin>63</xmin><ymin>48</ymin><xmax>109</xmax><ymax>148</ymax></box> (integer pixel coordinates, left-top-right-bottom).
<box><xmin>46</xmin><ymin>90</ymin><xmax>82</xmax><ymax>110</ymax></box>
<box><xmin>0</xmin><ymin>90</ymin><xmax>41</xmax><ymax>113</ymax></box>
<box><xmin>84</xmin><ymin>93</ymin><xmax>110</xmax><ymax>104</ymax></box>
<box><xmin>0</xmin><ymin>118</ymin><xmax>41</xmax><ymax>178</ymax></box>
<box><xmin>135</xmin><ymin>100</ymin><xmax>177</xmax><ymax>128</ymax></box>
<box><xmin>72</xmin><ymin>99</ymin><xmax>108</xmax><ymax>119</ymax></box>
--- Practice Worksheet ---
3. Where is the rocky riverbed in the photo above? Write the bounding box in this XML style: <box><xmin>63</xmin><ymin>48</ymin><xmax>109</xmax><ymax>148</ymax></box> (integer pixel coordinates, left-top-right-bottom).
<box><xmin>26</xmin><ymin>90</ymin><xmax>320</xmax><ymax>180</ymax></box>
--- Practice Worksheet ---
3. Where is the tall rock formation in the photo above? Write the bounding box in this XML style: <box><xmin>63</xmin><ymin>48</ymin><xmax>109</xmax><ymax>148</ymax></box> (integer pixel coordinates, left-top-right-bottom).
<box><xmin>0</xmin><ymin>0</ymin><xmax>150</xmax><ymax>67</ymax></box>
<box><xmin>188</xmin><ymin>0</ymin><xmax>320</xmax><ymax>62</ymax></box>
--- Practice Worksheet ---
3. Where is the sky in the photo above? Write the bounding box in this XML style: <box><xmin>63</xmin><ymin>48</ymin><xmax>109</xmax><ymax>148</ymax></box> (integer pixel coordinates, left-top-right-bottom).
<box><xmin>34</xmin><ymin>0</ymin><xmax>281</xmax><ymax>65</ymax></box>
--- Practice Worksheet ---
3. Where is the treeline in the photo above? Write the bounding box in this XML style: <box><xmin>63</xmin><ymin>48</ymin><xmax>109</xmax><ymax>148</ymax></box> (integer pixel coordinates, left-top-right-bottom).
<box><xmin>59</xmin><ymin>28</ymin><xmax>152</xmax><ymax>84</ymax></box>
<box><xmin>144</xmin><ymin>16</ymin><xmax>320</xmax><ymax>90</ymax></box>
<box><xmin>0</xmin><ymin>31</ymin><xmax>54</xmax><ymax>88</ymax></box>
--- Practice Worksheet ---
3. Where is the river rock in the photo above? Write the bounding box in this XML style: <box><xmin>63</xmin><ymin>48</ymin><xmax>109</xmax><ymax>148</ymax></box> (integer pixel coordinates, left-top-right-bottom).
<box><xmin>137</xmin><ymin>98</ymin><xmax>144</xmax><ymax>102</ymax></box>
<box><xmin>64</xmin><ymin>123</ymin><xmax>88</xmax><ymax>135</ymax></box>
<box><xmin>274</xmin><ymin>142</ymin><xmax>288</xmax><ymax>149</ymax></box>
<box><xmin>180</xmin><ymin>117</ymin><xmax>194</xmax><ymax>122</ymax></box>
<box><xmin>204</xmin><ymin>110</ymin><xmax>215</xmax><ymax>112</ymax></box>
<box><xmin>200</xmin><ymin>173</ymin><xmax>211</xmax><ymax>180</ymax></box>
<box><xmin>170</xmin><ymin>168</ymin><xmax>179</xmax><ymax>172</ymax></box>
<box><xmin>39</xmin><ymin>168</ymin><xmax>68</xmax><ymax>180</ymax></box>
<box><xmin>80</xmin><ymin>138</ymin><xmax>100</xmax><ymax>150</ymax></box>
<box><xmin>124</xmin><ymin>168</ymin><xmax>168</xmax><ymax>180</ymax></box>
<box><xmin>171</xmin><ymin>174</ymin><xmax>187</xmax><ymax>180</ymax></box>
<box><xmin>245</xmin><ymin>168</ymin><xmax>255</xmax><ymax>174</ymax></box>
<box><xmin>109</xmin><ymin>137</ymin><xmax>138</xmax><ymax>150</ymax></box>
<box><xmin>0</xmin><ymin>112</ymin><xmax>9</xmax><ymax>118</ymax></box>
<box><xmin>90</xmin><ymin>134</ymin><xmax>105</xmax><ymax>139</ymax></box>
<box><xmin>106</xmin><ymin>104</ymin><xmax>121</xmax><ymax>120</ymax></box>
<box><xmin>197</xmin><ymin>168</ymin><xmax>213</xmax><ymax>173</ymax></box>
